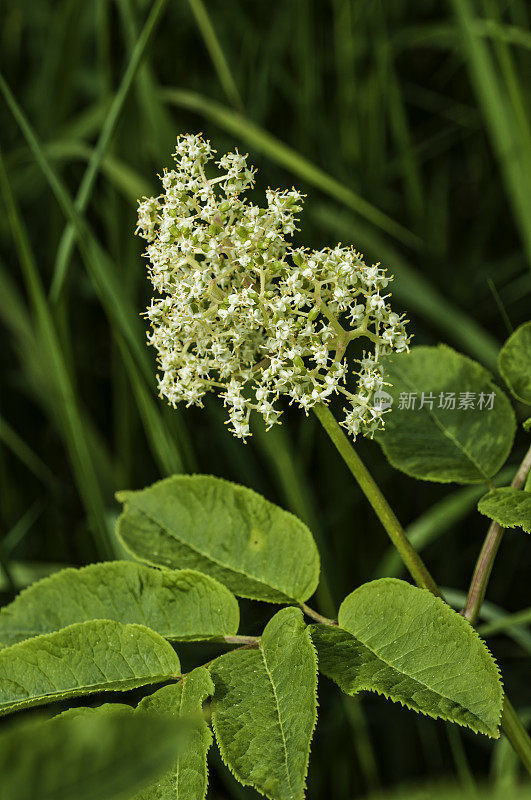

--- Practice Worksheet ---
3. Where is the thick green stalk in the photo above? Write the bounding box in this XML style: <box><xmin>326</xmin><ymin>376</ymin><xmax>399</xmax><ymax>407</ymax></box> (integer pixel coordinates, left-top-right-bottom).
<box><xmin>313</xmin><ymin>403</ymin><xmax>440</xmax><ymax>596</ymax></box>
<box><xmin>313</xmin><ymin>402</ymin><xmax>531</xmax><ymax>773</ymax></box>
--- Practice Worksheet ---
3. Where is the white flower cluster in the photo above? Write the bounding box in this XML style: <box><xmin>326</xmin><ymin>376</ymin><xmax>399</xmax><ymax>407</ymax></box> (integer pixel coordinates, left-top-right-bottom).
<box><xmin>137</xmin><ymin>133</ymin><xmax>410</xmax><ymax>439</ymax></box>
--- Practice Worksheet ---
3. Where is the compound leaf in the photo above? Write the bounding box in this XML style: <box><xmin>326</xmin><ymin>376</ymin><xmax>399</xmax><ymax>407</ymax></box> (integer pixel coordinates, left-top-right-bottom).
<box><xmin>0</xmin><ymin>709</ymin><xmax>189</xmax><ymax>800</ymax></box>
<box><xmin>498</xmin><ymin>321</ymin><xmax>531</xmax><ymax>405</ymax></box>
<box><xmin>376</xmin><ymin>345</ymin><xmax>515</xmax><ymax>483</ymax></box>
<box><xmin>134</xmin><ymin>667</ymin><xmax>214</xmax><ymax>800</ymax></box>
<box><xmin>311</xmin><ymin>579</ymin><xmax>502</xmax><ymax>737</ymax></box>
<box><xmin>0</xmin><ymin>619</ymin><xmax>180</xmax><ymax>716</ymax></box>
<box><xmin>478</xmin><ymin>488</ymin><xmax>531</xmax><ymax>533</ymax></box>
<box><xmin>0</xmin><ymin>562</ymin><xmax>239</xmax><ymax>648</ymax></box>
<box><xmin>116</xmin><ymin>475</ymin><xmax>320</xmax><ymax>603</ymax></box>
<box><xmin>210</xmin><ymin>607</ymin><xmax>317</xmax><ymax>800</ymax></box>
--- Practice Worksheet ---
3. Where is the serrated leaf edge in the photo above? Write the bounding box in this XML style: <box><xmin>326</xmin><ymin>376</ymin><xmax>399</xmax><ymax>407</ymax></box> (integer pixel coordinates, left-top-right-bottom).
<box><xmin>379</xmin><ymin>344</ymin><xmax>516</xmax><ymax>485</ymax></box>
<box><xmin>498</xmin><ymin>321</ymin><xmax>531</xmax><ymax>405</ymax></box>
<box><xmin>477</xmin><ymin>490</ymin><xmax>531</xmax><ymax>534</ymax></box>
<box><xmin>137</xmin><ymin>668</ymin><xmax>214</xmax><ymax>800</ymax></box>
<box><xmin>0</xmin><ymin>561</ymin><xmax>240</xmax><ymax>646</ymax></box>
<box><xmin>0</xmin><ymin>620</ymin><xmax>181</xmax><ymax>717</ymax></box>
<box><xmin>116</xmin><ymin>473</ymin><xmax>320</xmax><ymax>604</ymax></box>
<box><xmin>210</xmin><ymin>610</ymin><xmax>318</xmax><ymax>800</ymax></box>
<box><xmin>315</xmin><ymin>579</ymin><xmax>504</xmax><ymax>738</ymax></box>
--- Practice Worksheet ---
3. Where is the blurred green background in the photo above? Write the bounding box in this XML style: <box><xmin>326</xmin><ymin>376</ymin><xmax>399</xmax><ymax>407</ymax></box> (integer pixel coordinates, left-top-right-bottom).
<box><xmin>1</xmin><ymin>0</ymin><xmax>531</xmax><ymax>796</ymax></box>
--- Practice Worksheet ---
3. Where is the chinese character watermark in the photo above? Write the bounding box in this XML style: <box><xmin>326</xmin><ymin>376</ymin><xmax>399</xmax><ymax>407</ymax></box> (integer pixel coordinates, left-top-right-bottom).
<box><xmin>386</xmin><ymin>391</ymin><xmax>496</xmax><ymax>412</ymax></box>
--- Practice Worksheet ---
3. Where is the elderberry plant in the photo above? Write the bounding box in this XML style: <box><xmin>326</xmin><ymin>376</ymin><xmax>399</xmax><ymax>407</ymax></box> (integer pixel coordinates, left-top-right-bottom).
<box><xmin>0</xmin><ymin>140</ymin><xmax>531</xmax><ymax>800</ymax></box>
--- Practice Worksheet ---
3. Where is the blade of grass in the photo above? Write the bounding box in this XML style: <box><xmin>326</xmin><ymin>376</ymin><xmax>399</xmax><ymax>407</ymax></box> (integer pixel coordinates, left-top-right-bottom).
<box><xmin>9</xmin><ymin>140</ymin><xmax>153</xmax><ymax>207</ymax></box>
<box><xmin>2</xmin><ymin>501</ymin><xmax>45</xmax><ymax>555</ymax></box>
<box><xmin>0</xmin><ymin>414</ymin><xmax>55</xmax><ymax>488</ymax></box>
<box><xmin>480</xmin><ymin>2</ymin><xmax>531</xmax><ymax>151</ymax></box>
<box><xmin>446</xmin><ymin>726</ymin><xmax>476</xmax><ymax>792</ymax></box>
<box><xmin>0</xmin><ymin>147</ymin><xmax>112</xmax><ymax>558</ymax></box>
<box><xmin>118</xmin><ymin>338</ymin><xmax>184</xmax><ymax>475</ymax></box>
<box><xmin>0</xmin><ymin>560</ymin><xmax>73</xmax><ymax>592</ymax></box>
<box><xmin>0</xmin><ymin>74</ymin><xmax>151</xmax><ymax>372</ymax></box>
<box><xmin>444</xmin><ymin>587</ymin><xmax>531</xmax><ymax>654</ymax></box>
<box><xmin>478</xmin><ymin>607</ymin><xmax>531</xmax><ymax>638</ymax></box>
<box><xmin>0</xmin><ymin>73</ymin><xmax>194</xmax><ymax>472</ymax></box>
<box><xmin>49</xmin><ymin>0</ymin><xmax>170</xmax><ymax>302</ymax></box>
<box><xmin>450</xmin><ymin>0</ymin><xmax>531</xmax><ymax>272</ymax></box>
<box><xmin>395</xmin><ymin>20</ymin><xmax>531</xmax><ymax>53</ymax></box>
<box><xmin>331</xmin><ymin>0</ymin><xmax>360</xmax><ymax>164</ymax></box>
<box><xmin>251</xmin><ymin>418</ymin><xmax>336</xmax><ymax>616</ymax></box>
<box><xmin>160</xmin><ymin>87</ymin><xmax>421</xmax><ymax>248</ymax></box>
<box><xmin>375</xmin><ymin>466</ymin><xmax>514</xmax><ymax>579</ymax></box>
<box><xmin>0</xmin><ymin>261</ymin><xmax>117</xmax><ymax>494</ymax></box>
<box><xmin>116</xmin><ymin>0</ymin><xmax>176</xmax><ymax>160</ymax></box>
<box><xmin>187</xmin><ymin>0</ymin><xmax>243</xmax><ymax>110</ymax></box>
<box><xmin>381</xmin><ymin>41</ymin><xmax>424</xmax><ymax>222</ymax></box>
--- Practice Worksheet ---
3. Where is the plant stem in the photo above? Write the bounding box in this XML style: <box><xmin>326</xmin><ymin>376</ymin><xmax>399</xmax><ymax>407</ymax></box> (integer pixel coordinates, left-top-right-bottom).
<box><xmin>463</xmin><ymin>444</ymin><xmax>531</xmax><ymax>624</ymax></box>
<box><xmin>313</xmin><ymin>403</ymin><xmax>531</xmax><ymax>774</ymax></box>
<box><xmin>313</xmin><ymin>403</ymin><xmax>440</xmax><ymax>596</ymax></box>
<box><xmin>223</xmin><ymin>634</ymin><xmax>261</xmax><ymax>645</ymax></box>
<box><xmin>300</xmin><ymin>603</ymin><xmax>338</xmax><ymax>626</ymax></box>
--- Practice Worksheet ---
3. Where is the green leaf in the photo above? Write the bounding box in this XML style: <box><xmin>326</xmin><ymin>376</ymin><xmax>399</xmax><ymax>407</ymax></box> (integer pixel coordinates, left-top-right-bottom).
<box><xmin>376</xmin><ymin>345</ymin><xmax>515</xmax><ymax>483</ymax></box>
<box><xmin>57</xmin><ymin>703</ymin><xmax>135</xmax><ymax>720</ymax></box>
<box><xmin>116</xmin><ymin>475</ymin><xmax>320</xmax><ymax>603</ymax></box>
<box><xmin>478</xmin><ymin>488</ymin><xmax>531</xmax><ymax>533</ymax></box>
<box><xmin>0</xmin><ymin>619</ymin><xmax>180</xmax><ymax>716</ymax></box>
<box><xmin>209</xmin><ymin>607</ymin><xmax>317</xmax><ymax>800</ymax></box>
<box><xmin>498</xmin><ymin>322</ymin><xmax>531</xmax><ymax>405</ymax></box>
<box><xmin>0</xmin><ymin>561</ymin><xmax>239</xmax><ymax>647</ymax></box>
<box><xmin>311</xmin><ymin>578</ymin><xmax>503</xmax><ymax>737</ymax></box>
<box><xmin>524</xmin><ymin>417</ymin><xmax>531</xmax><ymax>433</ymax></box>
<box><xmin>134</xmin><ymin>667</ymin><xmax>215</xmax><ymax>800</ymax></box>
<box><xmin>0</xmin><ymin>709</ymin><xmax>188</xmax><ymax>800</ymax></box>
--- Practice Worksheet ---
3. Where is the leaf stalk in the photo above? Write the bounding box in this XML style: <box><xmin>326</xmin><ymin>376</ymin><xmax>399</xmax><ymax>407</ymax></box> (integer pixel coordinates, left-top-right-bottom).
<box><xmin>313</xmin><ymin>402</ymin><xmax>531</xmax><ymax>773</ymax></box>
<box><xmin>463</xmin><ymin>443</ymin><xmax>531</xmax><ymax>624</ymax></box>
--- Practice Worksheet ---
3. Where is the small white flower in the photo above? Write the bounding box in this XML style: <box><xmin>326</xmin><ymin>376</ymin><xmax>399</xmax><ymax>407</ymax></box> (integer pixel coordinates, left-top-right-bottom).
<box><xmin>138</xmin><ymin>133</ymin><xmax>410</xmax><ymax>440</ymax></box>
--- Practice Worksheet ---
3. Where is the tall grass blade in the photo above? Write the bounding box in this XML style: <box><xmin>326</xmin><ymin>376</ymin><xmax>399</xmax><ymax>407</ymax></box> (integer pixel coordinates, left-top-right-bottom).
<box><xmin>187</xmin><ymin>0</ymin><xmax>243</xmax><ymax>109</ymax></box>
<box><xmin>0</xmin><ymin>74</ymin><xmax>193</xmax><ymax>473</ymax></box>
<box><xmin>0</xmin><ymin>415</ymin><xmax>55</xmax><ymax>487</ymax></box>
<box><xmin>0</xmin><ymin>147</ymin><xmax>112</xmax><ymax>557</ymax></box>
<box><xmin>49</xmin><ymin>0</ymin><xmax>170</xmax><ymax>302</ymax></box>
<box><xmin>451</xmin><ymin>0</ymin><xmax>531</xmax><ymax>272</ymax></box>
<box><xmin>160</xmin><ymin>87</ymin><xmax>421</xmax><ymax>248</ymax></box>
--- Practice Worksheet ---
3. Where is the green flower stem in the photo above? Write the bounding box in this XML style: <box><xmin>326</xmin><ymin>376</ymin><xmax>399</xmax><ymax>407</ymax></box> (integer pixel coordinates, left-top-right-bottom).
<box><xmin>463</xmin><ymin>443</ymin><xmax>531</xmax><ymax>624</ymax></box>
<box><xmin>313</xmin><ymin>403</ymin><xmax>440</xmax><ymax>596</ymax></box>
<box><xmin>313</xmin><ymin>402</ymin><xmax>531</xmax><ymax>773</ymax></box>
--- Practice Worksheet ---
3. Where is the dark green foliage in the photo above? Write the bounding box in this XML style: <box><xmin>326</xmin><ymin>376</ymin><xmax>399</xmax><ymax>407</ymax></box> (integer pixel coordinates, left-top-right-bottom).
<box><xmin>1</xmin><ymin>1</ymin><xmax>531</xmax><ymax>797</ymax></box>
